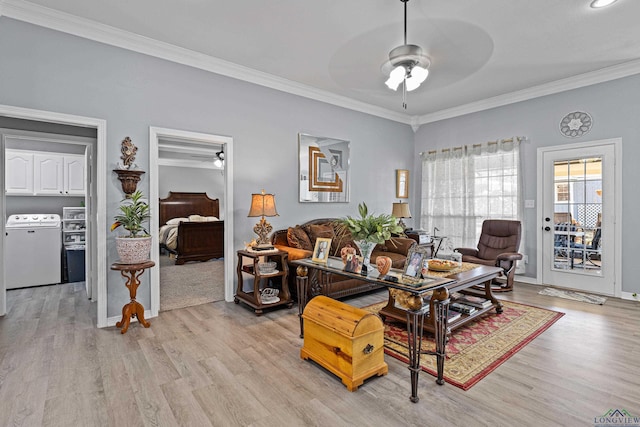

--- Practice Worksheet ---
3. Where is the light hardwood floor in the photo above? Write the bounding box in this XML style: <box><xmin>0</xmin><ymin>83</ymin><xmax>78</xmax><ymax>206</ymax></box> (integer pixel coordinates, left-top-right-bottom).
<box><xmin>1</xmin><ymin>282</ymin><xmax>639</xmax><ymax>426</ymax></box>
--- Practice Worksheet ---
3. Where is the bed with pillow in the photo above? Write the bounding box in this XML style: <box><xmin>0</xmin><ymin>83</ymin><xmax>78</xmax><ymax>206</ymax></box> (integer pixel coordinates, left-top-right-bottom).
<box><xmin>159</xmin><ymin>192</ymin><xmax>225</xmax><ymax>265</ymax></box>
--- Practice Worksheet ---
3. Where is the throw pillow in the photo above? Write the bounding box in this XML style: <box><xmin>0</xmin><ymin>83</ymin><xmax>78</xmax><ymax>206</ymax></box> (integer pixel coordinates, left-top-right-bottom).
<box><xmin>287</xmin><ymin>226</ymin><xmax>313</xmax><ymax>251</ymax></box>
<box><xmin>304</xmin><ymin>223</ymin><xmax>335</xmax><ymax>249</ymax></box>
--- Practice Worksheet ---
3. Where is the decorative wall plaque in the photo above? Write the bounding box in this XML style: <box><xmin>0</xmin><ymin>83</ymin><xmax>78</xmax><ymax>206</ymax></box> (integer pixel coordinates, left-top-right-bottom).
<box><xmin>559</xmin><ymin>111</ymin><xmax>592</xmax><ymax>138</ymax></box>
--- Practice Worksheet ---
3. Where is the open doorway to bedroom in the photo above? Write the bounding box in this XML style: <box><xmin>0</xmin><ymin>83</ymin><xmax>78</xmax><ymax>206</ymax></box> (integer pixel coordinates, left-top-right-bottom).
<box><xmin>157</xmin><ymin>141</ymin><xmax>225</xmax><ymax>310</ymax></box>
<box><xmin>149</xmin><ymin>127</ymin><xmax>234</xmax><ymax>316</ymax></box>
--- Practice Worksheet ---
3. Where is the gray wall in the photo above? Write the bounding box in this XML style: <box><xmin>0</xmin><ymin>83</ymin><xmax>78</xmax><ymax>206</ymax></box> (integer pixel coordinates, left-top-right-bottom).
<box><xmin>414</xmin><ymin>74</ymin><xmax>640</xmax><ymax>294</ymax></box>
<box><xmin>0</xmin><ymin>18</ymin><xmax>414</xmax><ymax>317</ymax></box>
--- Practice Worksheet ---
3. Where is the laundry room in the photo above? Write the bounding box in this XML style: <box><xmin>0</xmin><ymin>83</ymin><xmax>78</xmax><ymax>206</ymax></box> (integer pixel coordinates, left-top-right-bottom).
<box><xmin>2</xmin><ymin>127</ymin><xmax>94</xmax><ymax>291</ymax></box>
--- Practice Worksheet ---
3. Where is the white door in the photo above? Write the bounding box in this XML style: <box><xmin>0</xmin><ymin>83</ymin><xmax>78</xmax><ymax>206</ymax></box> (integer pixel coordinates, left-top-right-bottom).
<box><xmin>34</xmin><ymin>153</ymin><xmax>64</xmax><ymax>195</ymax></box>
<box><xmin>541</xmin><ymin>142</ymin><xmax>616</xmax><ymax>295</ymax></box>
<box><xmin>64</xmin><ymin>154</ymin><xmax>86</xmax><ymax>195</ymax></box>
<box><xmin>5</xmin><ymin>149</ymin><xmax>34</xmax><ymax>194</ymax></box>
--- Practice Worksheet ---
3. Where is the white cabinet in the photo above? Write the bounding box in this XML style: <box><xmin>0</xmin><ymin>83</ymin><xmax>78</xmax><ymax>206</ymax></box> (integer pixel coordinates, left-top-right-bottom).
<box><xmin>64</xmin><ymin>155</ymin><xmax>85</xmax><ymax>195</ymax></box>
<box><xmin>5</xmin><ymin>149</ymin><xmax>85</xmax><ymax>196</ymax></box>
<box><xmin>34</xmin><ymin>153</ymin><xmax>64</xmax><ymax>195</ymax></box>
<box><xmin>5</xmin><ymin>151</ymin><xmax>34</xmax><ymax>194</ymax></box>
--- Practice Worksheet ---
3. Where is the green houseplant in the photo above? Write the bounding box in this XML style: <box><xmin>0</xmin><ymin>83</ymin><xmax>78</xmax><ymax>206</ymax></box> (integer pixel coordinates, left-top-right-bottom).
<box><xmin>338</xmin><ymin>202</ymin><xmax>403</xmax><ymax>267</ymax></box>
<box><xmin>111</xmin><ymin>190</ymin><xmax>152</xmax><ymax>263</ymax></box>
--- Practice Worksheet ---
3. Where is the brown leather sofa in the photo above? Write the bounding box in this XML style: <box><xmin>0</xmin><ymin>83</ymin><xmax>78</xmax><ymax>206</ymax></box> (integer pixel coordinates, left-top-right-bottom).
<box><xmin>271</xmin><ymin>218</ymin><xmax>415</xmax><ymax>300</ymax></box>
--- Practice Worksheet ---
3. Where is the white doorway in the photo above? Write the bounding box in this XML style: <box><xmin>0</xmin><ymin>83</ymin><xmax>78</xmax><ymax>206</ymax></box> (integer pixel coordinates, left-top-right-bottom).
<box><xmin>0</xmin><ymin>104</ymin><xmax>107</xmax><ymax>326</ymax></box>
<box><xmin>149</xmin><ymin>127</ymin><xmax>234</xmax><ymax>317</ymax></box>
<box><xmin>2</xmin><ymin>130</ymin><xmax>93</xmax><ymax>296</ymax></box>
<box><xmin>538</xmin><ymin>139</ymin><xmax>621</xmax><ymax>296</ymax></box>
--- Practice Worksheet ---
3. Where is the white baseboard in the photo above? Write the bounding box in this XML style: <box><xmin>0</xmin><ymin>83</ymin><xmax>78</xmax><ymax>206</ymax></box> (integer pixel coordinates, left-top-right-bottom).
<box><xmin>514</xmin><ymin>275</ymin><xmax>541</xmax><ymax>285</ymax></box>
<box><xmin>621</xmin><ymin>291</ymin><xmax>640</xmax><ymax>302</ymax></box>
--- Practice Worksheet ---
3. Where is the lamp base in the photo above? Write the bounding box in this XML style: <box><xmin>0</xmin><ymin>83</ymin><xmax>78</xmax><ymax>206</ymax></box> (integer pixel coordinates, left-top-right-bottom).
<box><xmin>253</xmin><ymin>217</ymin><xmax>273</xmax><ymax>246</ymax></box>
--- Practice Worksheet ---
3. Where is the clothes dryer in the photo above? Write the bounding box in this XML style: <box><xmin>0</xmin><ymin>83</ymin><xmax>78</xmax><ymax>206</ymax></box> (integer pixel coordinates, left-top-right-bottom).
<box><xmin>5</xmin><ymin>214</ymin><xmax>62</xmax><ymax>289</ymax></box>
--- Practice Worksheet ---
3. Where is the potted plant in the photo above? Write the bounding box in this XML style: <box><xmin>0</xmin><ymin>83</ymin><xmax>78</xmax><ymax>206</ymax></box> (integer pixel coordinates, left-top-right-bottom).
<box><xmin>337</xmin><ymin>202</ymin><xmax>403</xmax><ymax>267</ymax></box>
<box><xmin>111</xmin><ymin>190</ymin><xmax>152</xmax><ymax>264</ymax></box>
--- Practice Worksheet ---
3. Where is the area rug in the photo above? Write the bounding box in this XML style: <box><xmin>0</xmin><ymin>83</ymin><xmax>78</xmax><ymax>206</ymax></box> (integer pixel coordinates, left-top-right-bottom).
<box><xmin>538</xmin><ymin>287</ymin><xmax>606</xmax><ymax>305</ymax></box>
<box><xmin>160</xmin><ymin>257</ymin><xmax>225</xmax><ymax>311</ymax></box>
<box><xmin>363</xmin><ymin>301</ymin><xmax>564</xmax><ymax>390</ymax></box>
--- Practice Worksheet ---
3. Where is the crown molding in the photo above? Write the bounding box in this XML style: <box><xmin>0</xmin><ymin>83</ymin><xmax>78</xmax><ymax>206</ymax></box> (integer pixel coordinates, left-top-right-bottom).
<box><xmin>0</xmin><ymin>0</ymin><xmax>411</xmax><ymax>125</ymax></box>
<box><xmin>4</xmin><ymin>0</ymin><xmax>640</xmax><ymax>129</ymax></box>
<box><xmin>417</xmin><ymin>58</ymin><xmax>640</xmax><ymax>125</ymax></box>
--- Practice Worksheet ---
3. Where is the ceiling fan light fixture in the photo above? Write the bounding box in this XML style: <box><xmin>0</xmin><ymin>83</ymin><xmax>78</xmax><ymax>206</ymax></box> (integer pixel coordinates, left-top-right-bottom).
<box><xmin>590</xmin><ymin>0</ymin><xmax>617</xmax><ymax>8</ymax></box>
<box><xmin>406</xmin><ymin>66</ymin><xmax>428</xmax><ymax>91</ymax></box>
<box><xmin>214</xmin><ymin>149</ymin><xmax>225</xmax><ymax>167</ymax></box>
<box><xmin>385</xmin><ymin>66</ymin><xmax>406</xmax><ymax>91</ymax></box>
<box><xmin>383</xmin><ymin>0</ymin><xmax>430</xmax><ymax>108</ymax></box>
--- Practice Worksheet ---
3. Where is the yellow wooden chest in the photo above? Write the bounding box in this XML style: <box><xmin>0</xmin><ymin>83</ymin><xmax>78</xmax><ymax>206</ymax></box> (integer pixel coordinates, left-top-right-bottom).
<box><xmin>300</xmin><ymin>295</ymin><xmax>388</xmax><ymax>391</ymax></box>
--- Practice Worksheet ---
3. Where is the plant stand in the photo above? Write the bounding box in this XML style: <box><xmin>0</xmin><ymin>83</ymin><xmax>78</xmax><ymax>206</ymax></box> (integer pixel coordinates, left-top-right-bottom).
<box><xmin>111</xmin><ymin>260</ymin><xmax>154</xmax><ymax>334</ymax></box>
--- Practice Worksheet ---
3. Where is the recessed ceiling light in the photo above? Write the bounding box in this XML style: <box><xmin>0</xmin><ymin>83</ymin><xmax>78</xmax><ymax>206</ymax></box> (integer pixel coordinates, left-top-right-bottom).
<box><xmin>590</xmin><ymin>0</ymin><xmax>618</xmax><ymax>8</ymax></box>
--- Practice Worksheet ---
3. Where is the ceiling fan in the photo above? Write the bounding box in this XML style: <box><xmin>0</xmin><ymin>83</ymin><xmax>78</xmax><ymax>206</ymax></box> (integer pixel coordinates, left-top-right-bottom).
<box><xmin>382</xmin><ymin>0</ymin><xmax>430</xmax><ymax>109</ymax></box>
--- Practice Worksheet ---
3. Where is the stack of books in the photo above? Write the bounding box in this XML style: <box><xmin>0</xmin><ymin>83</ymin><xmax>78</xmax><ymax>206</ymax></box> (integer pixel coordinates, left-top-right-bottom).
<box><xmin>449</xmin><ymin>302</ymin><xmax>477</xmax><ymax>315</ymax></box>
<box><xmin>451</xmin><ymin>293</ymin><xmax>493</xmax><ymax>309</ymax></box>
<box><xmin>447</xmin><ymin>310</ymin><xmax>462</xmax><ymax>322</ymax></box>
<box><xmin>418</xmin><ymin>301</ymin><xmax>462</xmax><ymax>322</ymax></box>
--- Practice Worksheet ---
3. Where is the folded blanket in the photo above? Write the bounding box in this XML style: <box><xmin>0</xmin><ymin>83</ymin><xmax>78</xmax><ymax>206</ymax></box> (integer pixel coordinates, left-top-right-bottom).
<box><xmin>159</xmin><ymin>224</ymin><xmax>179</xmax><ymax>250</ymax></box>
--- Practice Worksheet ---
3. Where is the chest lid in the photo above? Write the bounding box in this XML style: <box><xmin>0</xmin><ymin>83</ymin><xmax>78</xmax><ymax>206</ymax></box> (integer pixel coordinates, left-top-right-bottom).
<box><xmin>302</xmin><ymin>295</ymin><xmax>383</xmax><ymax>337</ymax></box>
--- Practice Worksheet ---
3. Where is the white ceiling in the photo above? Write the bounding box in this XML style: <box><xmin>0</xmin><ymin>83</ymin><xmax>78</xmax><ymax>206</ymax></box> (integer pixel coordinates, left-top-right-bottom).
<box><xmin>4</xmin><ymin>0</ymin><xmax>640</xmax><ymax>124</ymax></box>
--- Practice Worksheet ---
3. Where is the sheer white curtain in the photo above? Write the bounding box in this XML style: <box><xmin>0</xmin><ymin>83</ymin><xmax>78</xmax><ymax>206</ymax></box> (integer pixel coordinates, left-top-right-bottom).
<box><xmin>421</xmin><ymin>137</ymin><xmax>524</xmax><ymax>270</ymax></box>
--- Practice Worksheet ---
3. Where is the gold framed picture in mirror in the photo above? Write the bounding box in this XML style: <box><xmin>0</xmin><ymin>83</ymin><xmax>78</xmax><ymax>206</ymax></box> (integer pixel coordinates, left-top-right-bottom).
<box><xmin>396</xmin><ymin>169</ymin><xmax>409</xmax><ymax>199</ymax></box>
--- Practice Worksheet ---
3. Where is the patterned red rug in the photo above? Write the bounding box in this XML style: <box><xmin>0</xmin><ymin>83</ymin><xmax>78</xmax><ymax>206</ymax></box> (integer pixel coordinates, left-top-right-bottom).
<box><xmin>363</xmin><ymin>300</ymin><xmax>564</xmax><ymax>390</ymax></box>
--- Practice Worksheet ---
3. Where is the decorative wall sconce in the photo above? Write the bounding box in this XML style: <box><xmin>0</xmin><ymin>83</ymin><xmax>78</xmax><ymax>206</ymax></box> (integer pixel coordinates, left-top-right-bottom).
<box><xmin>114</xmin><ymin>169</ymin><xmax>145</xmax><ymax>197</ymax></box>
<box><xmin>113</xmin><ymin>136</ymin><xmax>145</xmax><ymax>197</ymax></box>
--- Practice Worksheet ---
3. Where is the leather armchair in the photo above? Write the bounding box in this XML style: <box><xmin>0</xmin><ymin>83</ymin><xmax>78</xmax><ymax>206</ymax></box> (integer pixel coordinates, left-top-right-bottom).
<box><xmin>455</xmin><ymin>219</ymin><xmax>523</xmax><ymax>292</ymax></box>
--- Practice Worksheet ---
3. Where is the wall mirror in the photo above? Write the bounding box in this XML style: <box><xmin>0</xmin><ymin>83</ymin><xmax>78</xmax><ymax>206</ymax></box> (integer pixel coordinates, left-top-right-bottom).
<box><xmin>299</xmin><ymin>133</ymin><xmax>350</xmax><ymax>203</ymax></box>
<box><xmin>396</xmin><ymin>169</ymin><xmax>409</xmax><ymax>199</ymax></box>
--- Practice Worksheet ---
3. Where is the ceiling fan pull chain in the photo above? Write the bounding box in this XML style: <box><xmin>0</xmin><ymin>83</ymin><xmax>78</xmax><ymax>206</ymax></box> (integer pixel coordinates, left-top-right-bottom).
<box><xmin>403</xmin><ymin>81</ymin><xmax>407</xmax><ymax>110</ymax></box>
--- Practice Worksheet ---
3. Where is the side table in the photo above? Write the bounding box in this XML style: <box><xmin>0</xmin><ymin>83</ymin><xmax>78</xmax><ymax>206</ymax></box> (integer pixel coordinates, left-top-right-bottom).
<box><xmin>234</xmin><ymin>249</ymin><xmax>293</xmax><ymax>315</ymax></box>
<box><xmin>111</xmin><ymin>260</ymin><xmax>154</xmax><ymax>334</ymax></box>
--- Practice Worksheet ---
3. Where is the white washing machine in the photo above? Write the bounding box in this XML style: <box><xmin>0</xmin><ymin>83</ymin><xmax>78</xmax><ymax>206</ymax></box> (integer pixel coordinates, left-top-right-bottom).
<box><xmin>5</xmin><ymin>214</ymin><xmax>62</xmax><ymax>289</ymax></box>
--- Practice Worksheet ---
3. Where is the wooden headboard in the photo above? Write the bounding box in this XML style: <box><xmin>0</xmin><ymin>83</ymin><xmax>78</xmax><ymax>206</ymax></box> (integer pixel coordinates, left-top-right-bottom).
<box><xmin>159</xmin><ymin>192</ymin><xmax>220</xmax><ymax>225</ymax></box>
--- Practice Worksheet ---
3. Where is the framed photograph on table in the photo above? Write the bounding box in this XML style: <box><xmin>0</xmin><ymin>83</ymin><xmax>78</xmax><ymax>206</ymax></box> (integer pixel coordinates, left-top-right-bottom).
<box><xmin>312</xmin><ymin>237</ymin><xmax>332</xmax><ymax>263</ymax></box>
<box><xmin>396</xmin><ymin>169</ymin><xmax>409</xmax><ymax>199</ymax></box>
<box><xmin>344</xmin><ymin>253</ymin><xmax>363</xmax><ymax>274</ymax></box>
<box><xmin>402</xmin><ymin>245</ymin><xmax>428</xmax><ymax>280</ymax></box>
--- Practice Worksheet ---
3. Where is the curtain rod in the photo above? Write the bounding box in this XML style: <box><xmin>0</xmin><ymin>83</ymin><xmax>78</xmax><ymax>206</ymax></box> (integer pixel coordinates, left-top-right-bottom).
<box><xmin>419</xmin><ymin>136</ymin><xmax>527</xmax><ymax>156</ymax></box>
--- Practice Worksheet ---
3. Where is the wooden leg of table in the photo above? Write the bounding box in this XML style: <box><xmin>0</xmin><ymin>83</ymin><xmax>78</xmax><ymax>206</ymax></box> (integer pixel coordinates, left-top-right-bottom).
<box><xmin>117</xmin><ymin>303</ymin><xmax>133</xmax><ymax>334</ymax></box>
<box><xmin>134</xmin><ymin>301</ymin><xmax>150</xmax><ymax>328</ymax></box>
<box><xmin>482</xmin><ymin>279</ymin><xmax>504</xmax><ymax>314</ymax></box>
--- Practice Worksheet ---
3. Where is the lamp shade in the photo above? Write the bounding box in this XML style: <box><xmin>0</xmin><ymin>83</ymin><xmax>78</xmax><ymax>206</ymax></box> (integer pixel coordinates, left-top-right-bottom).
<box><xmin>392</xmin><ymin>202</ymin><xmax>412</xmax><ymax>219</ymax></box>
<box><xmin>248</xmin><ymin>191</ymin><xmax>279</xmax><ymax>217</ymax></box>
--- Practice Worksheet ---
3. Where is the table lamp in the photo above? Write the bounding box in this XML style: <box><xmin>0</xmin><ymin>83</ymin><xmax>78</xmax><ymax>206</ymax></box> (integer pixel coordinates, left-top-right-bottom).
<box><xmin>392</xmin><ymin>201</ymin><xmax>412</xmax><ymax>230</ymax></box>
<box><xmin>248</xmin><ymin>189</ymin><xmax>279</xmax><ymax>246</ymax></box>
